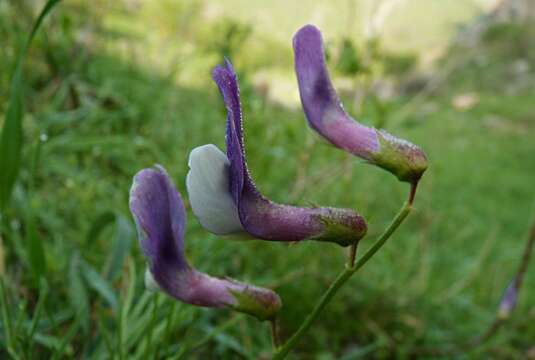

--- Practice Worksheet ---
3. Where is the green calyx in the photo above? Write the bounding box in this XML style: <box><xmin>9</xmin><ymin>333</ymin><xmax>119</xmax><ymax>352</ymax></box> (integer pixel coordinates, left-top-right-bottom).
<box><xmin>312</xmin><ymin>212</ymin><xmax>367</xmax><ymax>247</ymax></box>
<box><xmin>229</xmin><ymin>287</ymin><xmax>282</xmax><ymax>321</ymax></box>
<box><xmin>371</xmin><ymin>130</ymin><xmax>428</xmax><ymax>183</ymax></box>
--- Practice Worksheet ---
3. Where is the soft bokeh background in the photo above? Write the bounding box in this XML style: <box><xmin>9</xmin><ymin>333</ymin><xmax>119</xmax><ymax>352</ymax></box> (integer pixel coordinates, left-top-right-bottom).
<box><xmin>1</xmin><ymin>0</ymin><xmax>534</xmax><ymax>358</ymax></box>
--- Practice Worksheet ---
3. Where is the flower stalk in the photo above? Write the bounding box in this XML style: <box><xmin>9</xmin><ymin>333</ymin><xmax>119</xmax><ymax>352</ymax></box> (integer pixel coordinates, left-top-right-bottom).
<box><xmin>347</xmin><ymin>243</ymin><xmax>358</xmax><ymax>268</ymax></box>
<box><xmin>273</xmin><ymin>195</ymin><xmax>414</xmax><ymax>360</ymax></box>
<box><xmin>270</xmin><ymin>317</ymin><xmax>281</xmax><ymax>349</ymax></box>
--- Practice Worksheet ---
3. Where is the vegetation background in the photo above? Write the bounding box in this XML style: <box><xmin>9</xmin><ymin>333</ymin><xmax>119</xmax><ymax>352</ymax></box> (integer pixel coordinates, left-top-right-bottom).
<box><xmin>0</xmin><ymin>0</ymin><xmax>534</xmax><ymax>358</ymax></box>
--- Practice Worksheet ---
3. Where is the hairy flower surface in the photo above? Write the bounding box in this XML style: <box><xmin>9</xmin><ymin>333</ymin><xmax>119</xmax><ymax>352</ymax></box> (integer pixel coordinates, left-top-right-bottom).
<box><xmin>130</xmin><ymin>166</ymin><xmax>281</xmax><ymax>320</ymax></box>
<box><xmin>293</xmin><ymin>24</ymin><xmax>427</xmax><ymax>183</ymax></box>
<box><xmin>186</xmin><ymin>60</ymin><xmax>367</xmax><ymax>247</ymax></box>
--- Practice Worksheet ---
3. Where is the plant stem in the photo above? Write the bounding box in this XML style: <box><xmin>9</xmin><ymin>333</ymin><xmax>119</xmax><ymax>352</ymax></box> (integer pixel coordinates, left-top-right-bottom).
<box><xmin>353</xmin><ymin>202</ymin><xmax>412</xmax><ymax>272</ymax></box>
<box><xmin>273</xmin><ymin>200</ymin><xmax>413</xmax><ymax>360</ymax></box>
<box><xmin>271</xmin><ymin>317</ymin><xmax>280</xmax><ymax>349</ymax></box>
<box><xmin>144</xmin><ymin>294</ymin><xmax>158</xmax><ymax>359</ymax></box>
<box><xmin>408</xmin><ymin>180</ymin><xmax>418</xmax><ymax>206</ymax></box>
<box><xmin>414</xmin><ymin>213</ymin><xmax>535</xmax><ymax>356</ymax></box>
<box><xmin>348</xmin><ymin>243</ymin><xmax>358</xmax><ymax>268</ymax></box>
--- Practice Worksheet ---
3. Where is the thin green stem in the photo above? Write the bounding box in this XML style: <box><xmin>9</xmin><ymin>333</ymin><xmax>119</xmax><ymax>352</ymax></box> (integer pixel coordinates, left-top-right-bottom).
<box><xmin>273</xmin><ymin>200</ymin><xmax>412</xmax><ymax>360</ymax></box>
<box><xmin>117</xmin><ymin>302</ymin><xmax>124</xmax><ymax>360</ymax></box>
<box><xmin>144</xmin><ymin>294</ymin><xmax>159</xmax><ymax>359</ymax></box>
<box><xmin>271</xmin><ymin>317</ymin><xmax>281</xmax><ymax>349</ymax></box>
<box><xmin>353</xmin><ymin>202</ymin><xmax>412</xmax><ymax>272</ymax></box>
<box><xmin>348</xmin><ymin>243</ymin><xmax>358</xmax><ymax>268</ymax></box>
<box><xmin>155</xmin><ymin>302</ymin><xmax>176</xmax><ymax>360</ymax></box>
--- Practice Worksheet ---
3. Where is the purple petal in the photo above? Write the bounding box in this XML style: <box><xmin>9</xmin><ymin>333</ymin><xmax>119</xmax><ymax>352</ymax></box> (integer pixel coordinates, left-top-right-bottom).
<box><xmin>212</xmin><ymin>61</ymin><xmax>367</xmax><ymax>246</ymax></box>
<box><xmin>293</xmin><ymin>25</ymin><xmax>427</xmax><ymax>183</ymax></box>
<box><xmin>212</xmin><ymin>60</ymin><xmax>247</xmax><ymax>205</ymax></box>
<box><xmin>293</xmin><ymin>24</ymin><xmax>379</xmax><ymax>160</ymax></box>
<box><xmin>129</xmin><ymin>166</ymin><xmax>281</xmax><ymax>319</ymax></box>
<box><xmin>498</xmin><ymin>280</ymin><xmax>518</xmax><ymax>318</ymax></box>
<box><xmin>239</xmin><ymin>192</ymin><xmax>366</xmax><ymax>245</ymax></box>
<box><xmin>130</xmin><ymin>166</ymin><xmax>193</xmax><ymax>305</ymax></box>
<box><xmin>129</xmin><ymin>165</ymin><xmax>188</xmax><ymax>279</ymax></box>
<box><xmin>184</xmin><ymin>271</ymin><xmax>282</xmax><ymax>320</ymax></box>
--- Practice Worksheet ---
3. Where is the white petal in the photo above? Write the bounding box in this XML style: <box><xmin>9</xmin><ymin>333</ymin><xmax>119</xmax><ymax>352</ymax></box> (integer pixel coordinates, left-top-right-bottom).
<box><xmin>186</xmin><ymin>144</ymin><xmax>244</xmax><ymax>235</ymax></box>
<box><xmin>145</xmin><ymin>268</ymin><xmax>161</xmax><ymax>292</ymax></box>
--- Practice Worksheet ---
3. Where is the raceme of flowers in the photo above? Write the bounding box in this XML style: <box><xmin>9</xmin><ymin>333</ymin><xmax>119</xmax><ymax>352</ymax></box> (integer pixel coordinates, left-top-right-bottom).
<box><xmin>129</xmin><ymin>24</ymin><xmax>427</xmax><ymax>320</ymax></box>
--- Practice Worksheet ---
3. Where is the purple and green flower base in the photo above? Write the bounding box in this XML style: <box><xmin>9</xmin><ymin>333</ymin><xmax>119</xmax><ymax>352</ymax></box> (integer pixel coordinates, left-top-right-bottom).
<box><xmin>293</xmin><ymin>25</ymin><xmax>428</xmax><ymax>185</ymax></box>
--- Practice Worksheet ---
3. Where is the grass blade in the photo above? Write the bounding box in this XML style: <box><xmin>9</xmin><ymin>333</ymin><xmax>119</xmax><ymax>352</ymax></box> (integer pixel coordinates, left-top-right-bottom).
<box><xmin>25</xmin><ymin>208</ymin><xmax>46</xmax><ymax>285</ymax></box>
<box><xmin>0</xmin><ymin>67</ymin><xmax>23</xmax><ymax>209</ymax></box>
<box><xmin>0</xmin><ymin>277</ymin><xmax>16</xmax><ymax>356</ymax></box>
<box><xmin>0</xmin><ymin>0</ymin><xmax>62</xmax><ymax>209</ymax></box>
<box><xmin>80</xmin><ymin>260</ymin><xmax>118</xmax><ymax>311</ymax></box>
<box><xmin>27</xmin><ymin>279</ymin><xmax>49</xmax><ymax>356</ymax></box>
<box><xmin>104</xmin><ymin>215</ymin><xmax>133</xmax><ymax>281</ymax></box>
<box><xmin>85</xmin><ymin>211</ymin><xmax>115</xmax><ymax>248</ymax></box>
<box><xmin>69</xmin><ymin>254</ymin><xmax>90</xmax><ymax>333</ymax></box>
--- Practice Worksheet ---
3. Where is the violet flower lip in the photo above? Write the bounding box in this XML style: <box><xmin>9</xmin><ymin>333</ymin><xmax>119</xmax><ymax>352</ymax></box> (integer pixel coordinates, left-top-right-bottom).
<box><xmin>293</xmin><ymin>24</ymin><xmax>428</xmax><ymax>184</ymax></box>
<box><xmin>129</xmin><ymin>165</ymin><xmax>281</xmax><ymax>320</ymax></box>
<box><xmin>186</xmin><ymin>60</ymin><xmax>367</xmax><ymax>247</ymax></box>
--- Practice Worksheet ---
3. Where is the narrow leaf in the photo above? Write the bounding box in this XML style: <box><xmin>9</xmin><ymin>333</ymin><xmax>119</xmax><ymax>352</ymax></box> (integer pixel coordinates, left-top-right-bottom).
<box><xmin>25</xmin><ymin>210</ymin><xmax>46</xmax><ymax>284</ymax></box>
<box><xmin>0</xmin><ymin>0</ymin><xmax>62</xmax><ymax>209</ymax></box>
<box><xmin>104</xmin><ymin>215</ymin><xmax>133</xmax><ymax>281</ymax></box>
<box><xmin>0</xmin><ymin>277</ymin><xmax>15</xmax><ymax>352</ymax></box>
<box><xmin>85</xmin><ymin>211</ymin><xmax>115</xmax><ymax>248</ymax></box>
<box><xmin>68</xmin><ymin>254</ymin><xmax>90</xmax><ymax>333</ymax></box>
<box><xmin>80</xmin><ymin>260</ymin><xmax>118</xmax><ymax>311</ymax></box>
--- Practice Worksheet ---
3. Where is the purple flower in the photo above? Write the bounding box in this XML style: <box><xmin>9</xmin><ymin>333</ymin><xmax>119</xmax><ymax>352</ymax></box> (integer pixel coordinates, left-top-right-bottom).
<box><xmin>129</xmin><ymin>165</ymin><xmax>281</xmax><ymax>320</ymax></box>
<box><xmin>498</xmin><ymin>280</ymin><xmax>518</xmax><ymax>319</ymax></box>
<box><xmin>186</xmin><ymin>60</ymin><xmax>366</xmax><ymax>247</ymax></box>
<box><xmin>293</xmin><ymin>25</ymin><xmax>427</xmax><ymax>184</ymax></box>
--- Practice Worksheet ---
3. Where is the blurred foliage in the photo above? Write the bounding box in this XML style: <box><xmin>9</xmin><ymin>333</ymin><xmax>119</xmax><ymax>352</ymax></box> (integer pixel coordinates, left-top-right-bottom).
<box><xmin>336</xmin><ymin>38</ymin><xmax>362</xmax><ymax>76</ymax></box>
<box><xmin>0</xmin><ymin>0</ymin><xmax>534</xmax><ymax>359</ymax></box>
<box><xmin>202</xmin><ymin>18</ymin><xmax>253</xmax><ymax>62</ymax></box>
<box><xmin>382</xmin><ymin>52</ymin><xmax>418</xmax><ymax>77</ymax></box>
<box><xmin>481</xmin><ymin>21</ymin><xmax>535</xmax><ymax>60</ymax></box>
<box><xmin>334</xmin><ymin>36</ymin><xmax>418</xmax><ymax>77</ymax></box>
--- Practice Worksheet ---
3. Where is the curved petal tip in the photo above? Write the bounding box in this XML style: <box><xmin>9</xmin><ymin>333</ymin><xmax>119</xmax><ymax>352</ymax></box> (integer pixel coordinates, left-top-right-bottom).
<box><xmin>129</xmin><ymin>165</ymin><xmax>188</xmax><ymax>272</ymax></box>
<box><xmin>293</xmin><ymin>24</ymin><xmax>427</xmax><ymax>183</ymax></box>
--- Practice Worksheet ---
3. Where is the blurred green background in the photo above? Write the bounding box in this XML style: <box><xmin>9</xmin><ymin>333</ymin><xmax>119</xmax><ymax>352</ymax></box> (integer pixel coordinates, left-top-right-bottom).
<box><xmin>1</xmin><ymin>0</ymin><xmax>534</xmax><ymax>358</ymax></box>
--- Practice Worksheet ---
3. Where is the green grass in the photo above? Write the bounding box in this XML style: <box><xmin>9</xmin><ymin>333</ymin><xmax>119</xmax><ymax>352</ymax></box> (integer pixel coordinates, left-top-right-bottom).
<box><xmin>0</xmin><ymin>1</ymin><xmax>534</xmax><ymax>359</ymax></box>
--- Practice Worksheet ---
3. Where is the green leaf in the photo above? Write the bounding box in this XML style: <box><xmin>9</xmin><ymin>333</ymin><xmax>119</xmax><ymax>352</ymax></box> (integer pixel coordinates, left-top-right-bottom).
<box><xmin>27</xmin><ymin>279</ymin><xmax>49</xmax><ymax>341</ymax></box>
<box><xmin>104</xmin><ymin>215</ymin><xmax>134</xmax><ymax>281</ymax></box>
<box><xmin>0</xmin><ymin>67</ymin><xmax>23</xmax><ymax>209</ymax></box>
<box><xmin>85</xmin><ymin>211</ymin><xmax>116</xmax><ymax>248</ymax></box>
<box><xmin>0</xmin><ymin>0</ymin><xmax>62</xmax><ymax>210</ymax></box>
<box><xmin>120</xmin><ymin>259</ymin><xmax>137</xmax><ymax>320</ymax></box>
<box><xmin>32</xmin><ymin>333</ymin><xmax>63</xmax><ymax>351</ymax></box>
<box><xmin>80</xmin><ymin>260</ymin><xmax>118</xmax><ymax>311</ymax></box>
<box><xmin>68</xmin><ymin>254</ymin><xmax>90</xmax><ymax>333</ymax></box>
<box><xmin>0</xmin><ymin>277</ymin><xmax>16</xmax><ymax>355</ymax></box>
<box><xmin>25</xmin><ymin>210</ymin><xmax>46</xmax><ymax>285</ymax></box>
<box><xmin>26</xmin><ymin>279</ymin><xmax>49</xmax><ymax>358</ymax></box>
